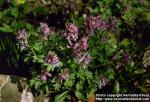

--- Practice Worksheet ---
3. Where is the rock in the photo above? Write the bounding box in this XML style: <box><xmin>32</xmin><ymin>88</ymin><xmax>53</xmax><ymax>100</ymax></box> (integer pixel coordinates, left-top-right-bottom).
<box><xmin>0</xmin><ymin>75</ymin><xmax>21</xmax><ymax>102</ymax></box>
<box><xmin>0</xmin><ymin>74</ymin><xmax>52</xmax><ymax>102</ymax></box>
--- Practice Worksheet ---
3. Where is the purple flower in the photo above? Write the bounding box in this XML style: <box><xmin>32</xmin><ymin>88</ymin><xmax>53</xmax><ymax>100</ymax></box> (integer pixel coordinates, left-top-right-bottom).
<box><xmin>60</xmin><ymin>68</ymin><xmax>69</xmax><ymax>83</ymax></box>
<box><xmin>77</xmin><ymin>52</ymin><xmax>91</xmax><ymax>69</ymax></box>
<box><xmin>40</xmin><ymin>70</ymin><xmax>52</xmax><ymax>81</ymax></box>
<box><xmin>100</xmin><ymin>76</ymin><xmax>109</xmax><ymax>87</ymax></box>
<box><xmin>82</xmin><ymin>53</ymin><xmax>91</xmax><ymax>65</ymax></box>
<box><xmin>80</xmin><ymin>37</ymin><xmax>88</xmax><ymax>50</ymax></box>
<box><xmin>66</xmin><ymin>38</ymin><xmax>74</xmax><ymax>48</ymax></box>
<box><xmin>72</xmin><ymin>37</ymin><xmax>89</xmax><ymax>57</ymax></box>
<box><xmin>45</xmin><ymin>52</ymin><xmax>60</xmax><ymax>68</ymax></box>
<box><xmin>62</xmin><ymin>23</ymin><xmax>79</xmax><ymax>48</ymax></box>
<box><xmin>40</xmin><ymin>22</ymin><xmax>54</xmax><ymax>40</ymax></box>
<box><xmin>111</xmin><ymin>54</ymin><xmax>118</xmax><ymax>61</ymax></box>
<box><xmin>16</xmin><ymin>29</ymin><xmax>28</xmax><ymax>50</ymax></box>
<box><xmin>66</xmin><ymin>23</ymin><xmax>78</xmax><ymax>41</ymax></box>
<box><xmin>61</xmin><ymin>32</ymin><xmax>67</xmax><ymax>37</ymax></box>
<box><xmin>123</xmin><ymin>52</ymin><xmax>131</xmax><ymax>63</ymax></box>
<box><xmin>85</xmin><ymin>15</ymin><xmax>108</xmax><ymax>36</ymax></box>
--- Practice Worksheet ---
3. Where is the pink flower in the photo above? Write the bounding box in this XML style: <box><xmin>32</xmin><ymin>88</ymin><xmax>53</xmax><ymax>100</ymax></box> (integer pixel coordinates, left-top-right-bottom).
<box><xmin>45</xmin><ymin>52</ymin><xmax>60</xmax><ymax>68</ymax></box>
<box><xmin>40</xmin><ymin>22</ymin><xmax>50</xmax><ymax>34</ymax></box>
<box><xmin>80</xmin><ymin>37</ymin><xmax>88</xmax><ymax>50</ymax></box>
<box><xmin>73</xmin><ymin>37</ymin><xmax>88</xmax><ymax>56</ymax></box>
<box><xmin>123</xmin><ymin>52</ymin><xmax>131</xmax><ymax>63</ymax></box>
<box><xmin>40</xmin><ymin>22</ymin><xmax>54</xmax><ymax>40</ymax></box>
<box><xmin>61</xmin><ymin>32</ymin><xmax>67</xmax><ymax>37</ymax></box>
<box><xmin>85</xmin><ymin>15</ymin><xmax>109</xmax><ymax>36</ymax></box>
<box><xmin>73</xmin><ymin>42</ymin><xmax>81</xmax><ymax>55</ymax></box>
<box><xmin>65</xmin><ymin>23</ymin><xmax>78</xmax><ymax>41</ymax></box>
<box><xmin>82</xmin><ymin>53</ymin><xmax>91</xmax><ymax>65</ymax></box>
<box><xmin>40</xmin><ymin>70</ymin><xmax>52</xmax><ymax>81</ymax></box>
<box><xmin>62</xmin><ymin>23</ymin><xmax>79</xmax><ymax>48</ymax></box>
<box><xmin>77</xmin><ymin>52</ymin><xmax>91</xmax><ymax>69</ymax></box>
<box><xmin>16</xmin><ymin>29</ymin><xmax>28</xmax><ymax>50</ymax></box>
<box><xmin>100</xmin><ymin>76</ymin><xmax>109</xmax><ymax>87</ymax></box>
<box><xmin>40</xmin><ymin>73</ymin><xmax>47</xmax><ymax>81</ymax></box>
<box><xmin>66</xmin><ymin>23</ymin><xmax>78</xmax><ymax>34</ymax></box>
<box><xmin>60</xmin><ymin>68</ymin><xmax>69</xmax><ymax>83</ymax></box>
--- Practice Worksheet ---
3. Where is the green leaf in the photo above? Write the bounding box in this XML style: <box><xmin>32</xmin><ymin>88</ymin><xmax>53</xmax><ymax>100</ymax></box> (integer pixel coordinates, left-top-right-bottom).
<box><xmin>10</xmin><ymin>7</ymin><xmax>18</xmax><ymax>18</ymax></box>
<box><xmin>26</xmin><ymin>23</ymin><xmax>33</xmax><ymax>31</ymax></box>
<box><xmin>85</xmin><ymin>71</ymin><xmax>93</xmax><ymax>80</ymax></box>
<box><xmin>23</xmin><ymin>4</ymin><xmax>32</xmax><ymax>14</ymax></box>
<box><xmin>0</xmin><ymin>12</ymin><xmax>3</xmax><ymax>19</ymax></box>
<box><xmin>108</xmin><ymin>73</ymin><xmax>114</xmax><ymax>80</ymax></box>
<box><xmin>87</xmin><ymin>88</ymin><xmax>95</xmax><ymax>98</ymax></box>
<box><xmin>64</xmin><ymin>79</ymin><xmax>73</xmax><ymax>88</ymax></box>
<box><xmin>75</xmin><ymin>91</ymin><xmax>86</xmax><ymax>100</ymax></box>
<box><xmin>139</xmin><ymin>86</ymin><xmax>147</xmax><ymax>93</ymax></box>
<box><xmin>34</xmin><ymin>7</ymin><xmax>49</xmax><ymax>15</ymax></box>
<box><xmin>0</xmin><ymin>0</ymin><xmax>5</xmax><ymax>4</ymax></box>
<box><xmin>0</xmin><ymin>24</ymin><xmax>13</xmax><ymax>32</ymax></box>
<box><xmin>54</xmin><ymin>91</ymin><xmax>68</xmax><ymax>102</ymax></box>
<box><xmin>113</xmin><ymin>80</ymin><xmax>120</xmax><ymax>94</ymax></box>
<box><xmin>120</xmin><ymin>39</ymin><xmax>131</xmax><ymax>47</ymax></box>
<box><xmin>54</xmin><ymin>83</ymin><xmax>61</xmax><ymax>91</ymax></box>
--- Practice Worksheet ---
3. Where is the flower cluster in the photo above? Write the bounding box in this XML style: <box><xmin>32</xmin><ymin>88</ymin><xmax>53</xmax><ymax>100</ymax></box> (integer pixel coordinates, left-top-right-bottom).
<box><xmin>85</xmin><ymin>15</ymin><xmax>116</xmax><ymax>36</ymax></box>
<box><xmin>16</xmin><ymin>29</ymin><xmax>28</xmax><ymax>50</ymax></box>
<box><xmin>77</xmin><ymin>52</ymin><xmax>91</xmax><ymax>69</ymax></box>
<box><xmin>40</xmin><ymin>22</ymin><xmax>54</xmax><ymax>40</ymax></box>
<box><xmin>73</xmin><ymin>37</ymin><xmax>88</xmax><ymax>55</ymax></box>
<box><xmin>62</xmin><ymin>23</ymin><xmax>78</xmax><ymax>48</ymax></box>
<box><xmin>62</xmin><ymin>22</ymin><xmax>92</xmax><ymax>68</ymax></box>
<box><xmin>85</xmin><ymin>15</ymin><xmax>108</xmax><ymax>36</ymax></box>
<box><xmin>45</xmin><ymin>52</ymin><xmax>60</xmax><ymax>68</ymax></box>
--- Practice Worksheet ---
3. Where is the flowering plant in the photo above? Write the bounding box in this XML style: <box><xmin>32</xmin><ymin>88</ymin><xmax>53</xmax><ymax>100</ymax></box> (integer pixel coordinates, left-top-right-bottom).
<box><xmin>0</xmin><ymin>0</ymin><xmax>150</xmax><ymax>101</ymax></box>
<box><xmin>16</xmin><ymin>12</ymin><xmax>118</xmax><ymax>100</ymax></box>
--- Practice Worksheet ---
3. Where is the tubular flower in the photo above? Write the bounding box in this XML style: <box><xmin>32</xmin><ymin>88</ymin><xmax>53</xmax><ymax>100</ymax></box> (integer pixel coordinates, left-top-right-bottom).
<box><xmin>16</xmin><ymin>29</ymin><xmax>28</xmax><ymax>50</ymax></box>
<box><xmin>82</xmin><ymin>53</ymin><xmax>91</xmax><ymax>65</ymax></box>
<box><xmin>100</xmin><ymin>76</ymin><xmax>109</xmax><ymax>87</ymax></box>
<box><xmin>123</xmin><ymin>52</ymin><xmax>131</xmax><ymax>63</ymax></box>
<box><xmin>40</xmin><ymin>70</ymin><xmax>52</xmax><ymax>81</ymax></box>
<box><xmin>40</xmin><ymin>22</ymin><xmax>54</xmax><ymax>40</ymax></box>
<box><xmin>73</xmin><ymin>37</ymin><xmax>88</xmax><ymax>55</ymax></box>
<box><xmin>62</xmin><ymin>23</ymin><xmax>79</xmax><ymax>48</ymax></box>
<box><xmin>45</xmin><ymin>52</ymin><xmax>60</xmax><ymax>68</ymax></box>
<box><xmin>80</xmin><ymin>37</ymin><xmax>88</xmax><ymax>50</ymax></box>
<box><xmin>76</xmin><ymin>52</ymin><xmax>91</xmax><ymax>69</ymax></box>
<box><xmin>65</xmin><ymin>23</ymin><xmax>78</xmax><ymax>41</ymax></box>
<box><xmin>60</xmin><ymin>68</ymin><xmax>69</xmax><ymax>83</ymax></box>
<box><xmin>85</xmin><ymin>15</ymin><xmax>109</xmax><ymax>36</ymax></box>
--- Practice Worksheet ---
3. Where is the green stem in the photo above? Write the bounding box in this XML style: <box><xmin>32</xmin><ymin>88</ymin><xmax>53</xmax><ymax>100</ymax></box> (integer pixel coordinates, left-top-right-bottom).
<box><xmin>27</xmin><ymin>45</ymin><xmax>37</xmax><ymax>57</ymax></box>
